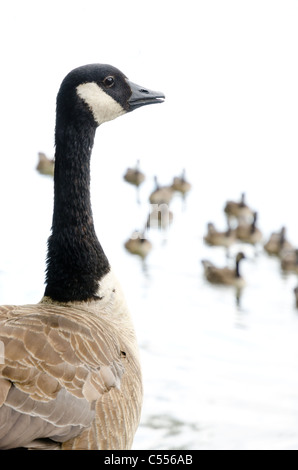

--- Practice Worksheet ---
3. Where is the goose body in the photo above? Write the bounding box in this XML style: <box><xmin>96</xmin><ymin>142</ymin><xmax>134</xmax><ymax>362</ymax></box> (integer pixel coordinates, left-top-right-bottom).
<box><xmin>264</xmin><ymin>226</ymin><xmax>293</xmax><ymax>256</ymax></box>
<box><xmin>124</xmin><ymin>231</ymin><xmax>152</xmax><ymax>259</ymax></box>
<box><xmin>235</xmin><ymin>212</ymin><xmax>263</xmax><ymax>246</ymax></box>
<box><xmin>123</xmin><ymin>160</ymin><xmax>145</xmax><ymax>187</ymax></box>
<box><xmin>280</xmin><ymin>248</ymin><xmax>298</xmax><ymax>273</ymax></box>
<box><xmin>0</xmin><ymin>64</ymin><xmax>164</xmax><ymax>450</ymax></box>
<box><xmin>203</xmin><ymin>222</ymin><xmax>236</xmax><ymax>249</ymax></box>
<box><xmin>201</xmin><ymin>252</ymin><xmax>246</xmax><ymax>287</ymax></box>
<box><xmin>224</xmin><ymin>193</ymin><xmax>254</xmax><ymax>225</ymax></box>
<box><xmin>149</xmin><ymin>176</ymin><xmax>174</xmax><ymax>205</ymax></box>
<box><xmin>36</xmin><ymin>152</ymin><xmax>55</xmax><ymax>176</ymax></box>
<box><xmin>171</xmin><ymin>169</ymin><xmax>191</xmax><ymax>195</ymax></box>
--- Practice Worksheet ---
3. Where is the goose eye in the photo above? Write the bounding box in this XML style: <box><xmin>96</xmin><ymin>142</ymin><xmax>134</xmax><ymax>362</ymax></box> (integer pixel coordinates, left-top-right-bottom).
<box><xmin>103</xmin><ymin>76</ymin><xmax>115</xmax><ymax>88</ymax></box>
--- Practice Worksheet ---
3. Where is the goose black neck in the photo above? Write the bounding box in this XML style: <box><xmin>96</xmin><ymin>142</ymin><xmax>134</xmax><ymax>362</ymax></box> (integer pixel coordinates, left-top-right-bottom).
<box><xmin>235</xmin><ymin>259</ymin><xmax>241</xmax><ymax>278</ymax></box>
<box><xmin>250</xmin><ymin>213</ymin><xmax>257</xmax><ymax>234</ymax></box>
<box><xmin>44</xmin><ymin>119</ymin><xmax>110</xmax><ymax>302</ymax></box>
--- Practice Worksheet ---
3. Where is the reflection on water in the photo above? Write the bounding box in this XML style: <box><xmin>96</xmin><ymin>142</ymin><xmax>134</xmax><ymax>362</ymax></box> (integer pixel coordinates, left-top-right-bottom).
<box><xmin>140</xmin><ymin>414</ymin><xmax>201</xmax><ymax>450</ymax></box>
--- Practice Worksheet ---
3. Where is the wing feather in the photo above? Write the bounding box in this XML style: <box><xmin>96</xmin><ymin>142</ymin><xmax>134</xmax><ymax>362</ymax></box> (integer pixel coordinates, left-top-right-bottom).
<box><xmin>0</xmin><ymin>302</ymin><xmax>131</xmax><ymax>449</ymax></box>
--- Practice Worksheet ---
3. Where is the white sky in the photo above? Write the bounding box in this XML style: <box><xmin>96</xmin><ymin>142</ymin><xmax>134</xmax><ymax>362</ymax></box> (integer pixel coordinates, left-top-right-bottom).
<box><xmin>1</xmin><ymin>0</ymin><xmax>298</xmax><ymax>237</ymax></box>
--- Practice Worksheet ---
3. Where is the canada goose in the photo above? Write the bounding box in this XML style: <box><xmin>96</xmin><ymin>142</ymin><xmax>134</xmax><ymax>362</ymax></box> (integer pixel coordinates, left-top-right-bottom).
<box><xmin>123</xmin><ymin>160</ymin><xmax>145</xmax><ymax>203</ymax></box>
<box><xmin>36</xmin><ymin>151</ymin><xmax>55</xmax><ymax>176</ymax></box>
<box><xmin>280</xmin><ymin>248</ymin><xmax>298</xmax><ymax>273</ymax></box>
<box><xmin>203</xmin><ymin>222</ymin><xmax>236</xmax><ymax>250</ymax></box>
<box><xmin>235</xmin><ymin>212</ymin><xmax>263</xmax><ymax>246</ymax></box>
<box><xmin>171</xmin><ymin>169</ymin><xmax>192</xmax><ymax>195</ymax></box>
<box><xmin>0</xmin><ymin>64</ymin><xmax>164</xmax><ymax>450</ymax></box>
<box><xmin>264</xmin><ymin>226</ymin><xmax>293</xmax><ymax>256</ymax></box>
<box><xmin>124</xmin><ymin>230</ymin><xmax>152</xmax><ymax>259</ymax></box>
<box><xmin>224</xmin><ymin>192</ymin><xmax>254</xmax><ymax>225</ymax></box>
<box><xmin>201</xmin><ymin>252</ymin><xmax>246</xmax><ymax>287</ymax></box>
<box><xmin>149</xmin><ymin>176</ymin><xmax>174</xmax><ymax>205</ymax></box>
<box><xmin>123</xmin><ymin>160</ymin><xmax>145</xmax><ymax>187</ymax></box>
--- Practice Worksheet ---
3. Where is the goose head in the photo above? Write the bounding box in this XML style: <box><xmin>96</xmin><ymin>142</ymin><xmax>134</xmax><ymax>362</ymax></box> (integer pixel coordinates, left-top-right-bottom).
<box><xmin>236</xmin><ymin>252</ymin><xmax>246</xmax><ymax>263</ymax></box>
<box><xmin>56</xmin><ymin>63</ymin><xmax>165</xmax><ymax>132</ymax></box>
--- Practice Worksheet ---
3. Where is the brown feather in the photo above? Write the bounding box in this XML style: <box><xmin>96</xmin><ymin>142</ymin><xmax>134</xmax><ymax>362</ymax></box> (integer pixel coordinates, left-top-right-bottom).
<box><xmin>0</xmin><ymin>287</ymin><xmax>142</xmax><ymax>449</ymax></box>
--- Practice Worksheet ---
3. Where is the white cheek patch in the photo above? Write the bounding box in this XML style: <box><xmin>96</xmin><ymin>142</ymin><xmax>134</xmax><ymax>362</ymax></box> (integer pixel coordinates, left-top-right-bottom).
<box><xmin>76</xmin><ymin>82</ymin><xmax>126</xmax><ymax>125</ymax></box>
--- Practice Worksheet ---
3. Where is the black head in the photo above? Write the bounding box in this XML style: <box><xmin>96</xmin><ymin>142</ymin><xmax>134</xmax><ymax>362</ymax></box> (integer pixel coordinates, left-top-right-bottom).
<box><xmin>236</xmin><ymin>252</ymin><xmax>246</xmax><ymax>263</ymax></box>
<box><xmin>56</xmin><ymin>63</ymin><xmax>165</xmax><ymax>129</ymax></box>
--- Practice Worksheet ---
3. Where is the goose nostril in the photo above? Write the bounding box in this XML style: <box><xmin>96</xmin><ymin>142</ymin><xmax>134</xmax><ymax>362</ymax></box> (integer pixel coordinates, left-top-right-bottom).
<box><xmin>139</xmin><ymin>88</ymin><xmax>149</xmax><ymax>94</ymax></box>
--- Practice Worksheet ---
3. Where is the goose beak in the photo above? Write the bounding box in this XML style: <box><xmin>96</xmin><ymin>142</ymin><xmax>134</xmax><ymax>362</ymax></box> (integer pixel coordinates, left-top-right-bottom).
<box><xmin>127</xmin><ymin>80</ymin><xmax>165</xmax><ymax>110</ymax></box>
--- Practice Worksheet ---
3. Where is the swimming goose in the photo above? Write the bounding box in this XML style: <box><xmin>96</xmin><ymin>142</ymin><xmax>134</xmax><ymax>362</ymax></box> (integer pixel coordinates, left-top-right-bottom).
<box><xmin>36</xmin><ymin>151</ymin><xmax>55</xmax><ymax>176</ymax></box>
<box><xmin>235</xmin><ymin>212</ymin><xmax>263</xmax><ymax>246</ymax></box>
<box><xmin>123</xmin><ymin>160</ymin><xmax>145</xmax><ymax>187</ymax></box>
<box><xmin>201</xmin><ymin>252</ymin><xmax>246</xmax><ymax>287</ymax></box>
<box><xmin>0</xmin><ymin>64</ymin><xmax>164</xmax><ymax>450</ymax></box>
<box><xmin>149</xmin><ymin>176</ymin><xmax>174</xmax><ymax>205</ymax></box>
<box><xmin>203</xmin><ymin>222</ymin><xmax>236</xmax><ymax>250</ymax></box>
<box><xmin>124</xmin><ymin>230</ymin><xmax>152</xmax><ymax>259</ymax></box>
<box><xmin>171</xmin><ymin>169</ymin><xmax>192</xmax><ymax>195</ymax></box>
<box><xmin>224</xmin><ymin>192</ymin><xmax>254</xmax><ymax>226</ymax></box>
<box><xmin>280</xmin><ymin>248</ymin><xmax>298</xmax><ymax>273</ymax></box>
<box><xmin>264</xmin><ymin>226</ymin><xmax>293</xmax><ymax>257</ymax></box>
<box><xmin>123</xmin><ymin>160</ymin><xmax>145</xmax><ymax>203</ymax></box>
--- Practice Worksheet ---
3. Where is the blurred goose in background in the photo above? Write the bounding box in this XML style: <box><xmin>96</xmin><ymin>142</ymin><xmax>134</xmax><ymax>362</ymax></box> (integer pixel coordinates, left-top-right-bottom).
<box><xmin>0</xmin><ymin>63</ymin><xmax>165</xmax><ymax>450</ymax></box>
<box><xmin>264</xmin><ymin>226</ymin><xmax>293</xmax><ymax>257</ymax></box>
<box><xmin>236</xmin><ymin>212</ymin><xmax>263</xmax><ymax>246</ymax></box>
<box><xmin>171</xmin><ymin>169</ymin><xmax>192</xmax><ymax>196</ymax></box>
<box><xmin>123</xmin><ymin>160</ymin><xmax>145</xmax><ymax>204</ymax></box>
<box><xmin>224</xmin><ymin>192</ymin><xmax>254</xmax><ymax>226</ymax></box>
<box><xmin>201</xmin><ymin>252</ymin><xmax>246</xmax><ymax>288</ymax></box>
<box><xmin>280</xmin><ymin>248</ymin><xmax>298</xmax><ymax>274</ymax></box>
<box><xmin>124</xmin><ymin>230</ymin><xmax>152</xmax><ymax>260</ymax></box>
<box><xmin>36</xmin><ymin>151</ymin><xmax>55</xmax><ymax>176</ymax></box>
<box><xmin>149</xmin><ymin>176</ymin><xmax>174</xmax><ymax>205</ymax></box>
<box><xmin>123</xmin><ymin>160</ymin><xmax>145</xmax><ymax>187</ymax></box>
<box><xmin>203</xmin><ymin>222</ymin><xmax>236</xmax><ymax>252</ymax></box>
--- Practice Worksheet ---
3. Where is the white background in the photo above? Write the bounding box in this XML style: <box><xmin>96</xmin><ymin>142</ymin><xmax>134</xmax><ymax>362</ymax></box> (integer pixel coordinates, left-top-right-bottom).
<box><xmin>1</xmin><ymin>0</ymin><xmax>298</xmax><ymax>450</ymax></box>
